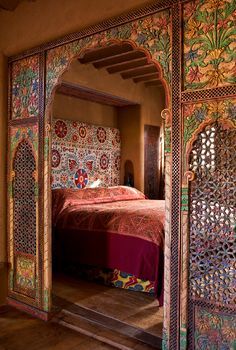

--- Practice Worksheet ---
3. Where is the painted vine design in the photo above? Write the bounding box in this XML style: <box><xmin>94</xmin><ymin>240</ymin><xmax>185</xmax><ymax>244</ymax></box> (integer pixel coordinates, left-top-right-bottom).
<box><xmin>11</xmin><ymin>55</ymin><xmax>40</xmax><ymax>119</ymax></box>
<box><xmin>183</xmin><ymin>0</ymin><xmax>236</xmax><ymax>90</ymax></box>
<box><xmin>46</xmin><ymin>10</ymin><xmax>171</xmax><ymax>104</ymax></box>
<box><xmin>183</xmin><ymin>98</ymin><xmax>236</xmax><ymax>156</ymax></box>
<box><xmin>10</xmin><ymin>126</ymin><xmax>38</xmax><ymax>158</ymax></box>
<box><xmin>195</xmin><ymin>307</ymin><xmax>236</xmax><ymax>349</ymax></box>
<box><xmin>9</xmin><ymin>125</ymin><xmax>38</xmax><ymax>196</ymax></box>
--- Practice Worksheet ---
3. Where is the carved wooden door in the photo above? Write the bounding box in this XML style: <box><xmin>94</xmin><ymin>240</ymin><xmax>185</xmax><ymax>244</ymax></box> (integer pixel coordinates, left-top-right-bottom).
<box><xmin>144</xmin><ymin>125</ymin><xmax>160</xmax><ymax>199</ymax></box>
<box><xmin>8</xmin><ymin>54</ymin><xmax>50</xmax><ymax>318</ymax></box>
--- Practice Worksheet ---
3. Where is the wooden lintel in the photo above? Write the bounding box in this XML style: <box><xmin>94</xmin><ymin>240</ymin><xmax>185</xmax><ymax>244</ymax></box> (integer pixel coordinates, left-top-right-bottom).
<box><xmin>56</xmin><ymin>81</ymin><xmax>138</xmax><ymax>107</ymax></box>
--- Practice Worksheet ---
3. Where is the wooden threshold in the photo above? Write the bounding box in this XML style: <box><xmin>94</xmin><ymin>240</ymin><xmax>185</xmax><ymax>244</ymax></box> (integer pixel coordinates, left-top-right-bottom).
<box><xmin>53</xmin><ymin>301</ymin><xmax>162</xmax><ymax>350</ymax></box>
<box><xmin>52</xmin><ymin>273</ymin><xmax>163</xmax><ymax>349</ymax></box>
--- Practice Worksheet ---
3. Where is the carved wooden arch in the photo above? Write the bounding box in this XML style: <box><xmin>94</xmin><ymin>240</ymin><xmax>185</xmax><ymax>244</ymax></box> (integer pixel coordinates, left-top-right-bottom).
<box><xmin>7</xmin><ymin>4</ymin><xmax>184</xmax><ymax>350</ymax></box>
<box><xmin>185</xmin><ymin>118</ymin><xmax>236</xmax><ymax>176</ymax></box>
<box><xmin>44</xmin><ymin>13</ymin><xmax>171</xmax><ymax>348</ymax></box>
<box><xmin>7</xmin><ymin>2</ymin><xmax>236</xmax><ymax>349</ymax></box>
<box><xmin>45</xmin><ymin>39</ymin><xmax>171</xmax><ymax>115</ymax></box>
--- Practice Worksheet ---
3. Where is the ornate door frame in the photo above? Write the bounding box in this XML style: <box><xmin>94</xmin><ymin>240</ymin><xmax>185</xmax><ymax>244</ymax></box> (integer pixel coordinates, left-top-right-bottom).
<box><xmin>7</xmin><ymin>1</ymin><xmax>236</xmax><ymax>349</ymax></box>
<box><xmin>6</xmin><ymin>2</ymin><xmax>180</xmax><ymax>349</ymax></box>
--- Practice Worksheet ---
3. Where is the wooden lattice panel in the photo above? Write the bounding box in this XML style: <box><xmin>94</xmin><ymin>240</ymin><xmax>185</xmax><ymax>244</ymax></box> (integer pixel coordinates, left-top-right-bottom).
<box><xmin>189</xmin><ymin>122</ymin><xmax>236</xmax><ymax>307</ymax></box>
<box><xmin>13</xmin><ymin>140</ymin><xmax>37</xmax><ymax>255</ymax></box>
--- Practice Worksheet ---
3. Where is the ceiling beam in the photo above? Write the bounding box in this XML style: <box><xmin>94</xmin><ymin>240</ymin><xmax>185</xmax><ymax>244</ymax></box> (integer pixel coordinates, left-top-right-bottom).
<box><xmin>79</xmin><ymin>43</ymin><xmax>133</xmax><ymax>64</ymax></box>
<box><xmin>121</xmin><ymin>65</ymin><xmax>157</xmax><ymax>79</ymax></box>
<box><xmin>92</xmin><ymin>51</ymin><xmax>146</xmax><ymax>69</ymax></box>
<box><xmin>145</xmin><ymin>80</ymin><xmax>163</xmax><ymax>87</ymax></box>
<box><xmin>106</xmin><ymin>57</ymin><xmax>148</xmax><ymax>74</ymax></box>
<box><xmin>56</xmin><ymin>81</ymin><xmax>138</xmax><ymax>107</ymax></box>
<box><xmin>133</xmin><ymin>73</ymin><xmax>159</xmax><ymax>83</ymax></box>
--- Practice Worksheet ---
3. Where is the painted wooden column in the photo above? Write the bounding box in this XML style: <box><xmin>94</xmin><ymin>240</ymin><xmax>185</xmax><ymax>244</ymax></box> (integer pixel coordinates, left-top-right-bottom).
<box><xmin>161</xmin><ymin>108</ymin><xmax>173</xmax><ymax>350</ymax></box>
<box><xmin>7</xmin><ymin>53</ymin><xmax>50</xmax><ymax>318</ymax></box>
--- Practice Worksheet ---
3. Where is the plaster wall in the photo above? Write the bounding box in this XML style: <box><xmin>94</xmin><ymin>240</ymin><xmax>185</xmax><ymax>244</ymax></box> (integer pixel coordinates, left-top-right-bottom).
<box><xmin>0</xmin><ymin>0</ymin><xmax>154</xmax><ymax>57</ymax></box>
<box><xmin>53</xmin><ymin>94</ymin><xmax>118</xmax><ymax>128</ymax></box>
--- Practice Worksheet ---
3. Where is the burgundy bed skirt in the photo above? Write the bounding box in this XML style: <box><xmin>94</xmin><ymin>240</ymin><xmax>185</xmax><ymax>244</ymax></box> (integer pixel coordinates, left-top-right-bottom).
<box><xmin>54</xmin><ymin>228</ymin><xmax>164</xmax><ymax>305</ymax></box>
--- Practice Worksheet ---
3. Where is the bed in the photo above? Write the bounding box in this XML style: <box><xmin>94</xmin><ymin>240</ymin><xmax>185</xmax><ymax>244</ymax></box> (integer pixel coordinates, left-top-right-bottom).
<box><xmin>52</xmin><ymin>186</ymin><xmax>165</xmax><ymax>305</ymax></box>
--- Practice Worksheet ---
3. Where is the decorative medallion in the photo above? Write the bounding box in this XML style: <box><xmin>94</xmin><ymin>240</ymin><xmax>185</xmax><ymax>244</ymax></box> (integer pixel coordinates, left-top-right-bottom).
<box><xmin>54</xmin><ymin>120</ymin><xmax>67</xmax><ymax>138</ymax></box>
<box><xmin>97</xmin><ymin>127</ymin><xmax>107</xmax><ymax>143</ymax></box>
<box><xmin>79</xmin><ymin>126</ymin><xmax>87</xmax><ymax>138</ymax></box>
<box><xmin>74</xmin><ymin>169</ymin><xmax>88</xmax><ymax>188</ymax></box>
<box><xmin>100</xmin><ymin>154</ymin><xmax>109</xmax><ymax>170</ymax></box>
<box><xmin>51</xmin><ymin>149</ymin><xmax>61</xmax><ymax>168</ymax></box>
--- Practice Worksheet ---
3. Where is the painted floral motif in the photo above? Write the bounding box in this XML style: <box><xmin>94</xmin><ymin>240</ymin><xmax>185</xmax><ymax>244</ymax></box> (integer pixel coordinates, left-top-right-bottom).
<box><xmin>10</xmin><ymin>124</ymin><xmax>38</xmax><ymax>162</ymax></box>
<box><xmin>72</xmin><ymin>133</ymin><xmax>78</xmax><ymax>142</ymax></box>
<box><xmin>183</xmin><ymin>98</ymin><xmax>236</xmax><ymax>155</ymax></box>
<box><xmin>184</xmin><ymin>0</ymin><xmax>236</xmax><ymax>90</ymax></box>
<box><xmin>79</xmin><ymin>126</ymin><xmax>87</xmax><ymax>138</ymax></box>
<box><xmin>54</xmin><ymin>120</ymin><xmax>67</xmax><ymax>138</ymax></box>
<box><xmin>195</xmin><ymin>307</ymin><xmax>236</xmax><ymax>350</ymax></box>
<box><xmin>115</xmin><ymin>155</ymin><xmax>121</xmax><ymax>171</ymax></box>
<box><xmin>115</xmin><ymin>131</ymin><xmax>121</xmax><ymax>144</ymax></box>
<box><xmin>100</xmin><ymin>154</ymin><xmax>109</xmax><ymax>170</ymax></box>
<box><xmin>97</xmin><ymin>127</ymin><xmax>106</xmax><ymax>143</ymax></box>
<box><xmin>46</xmin><ymin>10</ymin><xmax>171</xmax><ymax>104</ymax></box>
<box><xmin>11</xmin><ymin>55</ymin><xmax>40</xmax><ymax>119</ymax></box>
<box><xmin>52</xmin><ymin>149</ymin><xmax>61</xmax><ymax>168</ymax></box>
<box><xmin>51</xmin><ymin>119</ymin><xmax>120</xmax><ymax>189</ymax></box>
<box><xmin>74</xmin><ymin>169</ymin><xmax>88</xmax><ymax>188</ymax></box>
<box><xmin>15</xmin><ymin>255</ymin><xmax>35</xmax><ymax>293</ymax></box>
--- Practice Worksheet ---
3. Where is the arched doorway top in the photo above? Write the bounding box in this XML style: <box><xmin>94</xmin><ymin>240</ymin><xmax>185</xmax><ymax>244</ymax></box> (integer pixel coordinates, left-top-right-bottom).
<box><xmin>182</xmin><ymin>98</ymin><xmax>236</xmax><ymax>174</ymax></box>
<box><xmin>45</xmin><ymin>9</ymin><xmax>171</xmax><ymax>110</ymax></box>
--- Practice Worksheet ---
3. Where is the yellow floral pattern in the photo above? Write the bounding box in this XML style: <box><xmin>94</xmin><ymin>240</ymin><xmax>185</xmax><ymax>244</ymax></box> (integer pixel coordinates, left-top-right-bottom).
<box><xmin>183</xmin><ymin>0</ymin><xmax>236</xmax><ymax>90</ymax></box>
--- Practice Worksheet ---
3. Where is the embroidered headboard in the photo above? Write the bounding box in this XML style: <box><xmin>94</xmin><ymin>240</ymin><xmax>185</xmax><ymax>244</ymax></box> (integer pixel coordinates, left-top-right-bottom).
<box><xmin>51</xmin><ymin>119</ymin><xmax>121</xmax><ymax>189</ymax></box>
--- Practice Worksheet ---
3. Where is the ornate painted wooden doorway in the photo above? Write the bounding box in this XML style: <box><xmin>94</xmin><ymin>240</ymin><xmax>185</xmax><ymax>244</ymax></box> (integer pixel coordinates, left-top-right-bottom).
<box><xmin>7</xmin><ymin>1</ymin><xmax>236</xmax><ymax>349</ymax></box>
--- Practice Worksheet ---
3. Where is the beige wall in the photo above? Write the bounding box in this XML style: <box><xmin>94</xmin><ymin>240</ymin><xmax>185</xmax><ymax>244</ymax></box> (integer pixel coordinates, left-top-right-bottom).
<box><xmin>60</xmin><ymin>60</ymin><xmax>165</xmax><ymax>192</ymax></box>
<box><xmin>0</xmin><ymin>0</ymin><xmax>154</xmax><ymax>57</ymax></box>
<box><xmin>53</xmin><ymin>94</ymin><xmax>118</xmax><ymax>128</ymax></box>
<box><xmin>118</xmin><ymin>106</ymin><xmax>142</xmax><ymax>189</ymax></box>
<box><xmin>0</xmin><ymin>0</ymin><xmax>160</xmax><ymax>304</ymax></box>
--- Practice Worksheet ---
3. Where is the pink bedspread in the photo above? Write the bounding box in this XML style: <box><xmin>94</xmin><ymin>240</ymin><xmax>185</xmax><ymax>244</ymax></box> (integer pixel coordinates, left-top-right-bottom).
<box><xmin>52</xmin><ymin>186</ymin><xmax>165</xmax><ymax>302</ymax></box>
